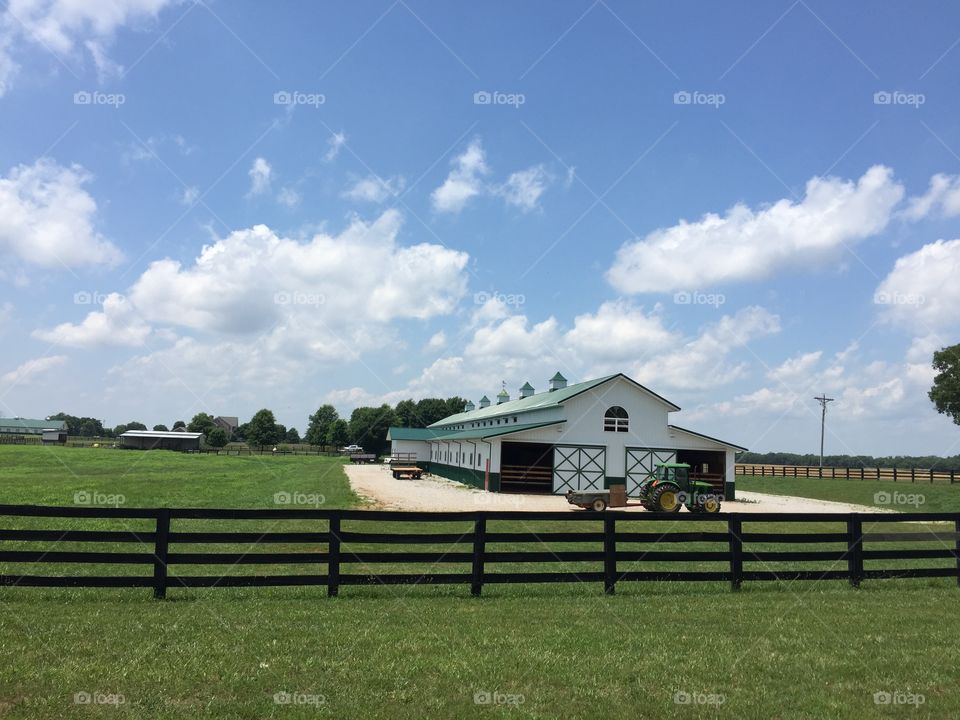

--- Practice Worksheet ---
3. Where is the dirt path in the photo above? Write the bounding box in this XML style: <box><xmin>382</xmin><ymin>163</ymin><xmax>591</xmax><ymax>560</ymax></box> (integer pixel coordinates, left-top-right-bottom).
<box><xmin>344</xmin><ymin>464</ymin><xmax>889</xmax><ymax>514</ymax></box>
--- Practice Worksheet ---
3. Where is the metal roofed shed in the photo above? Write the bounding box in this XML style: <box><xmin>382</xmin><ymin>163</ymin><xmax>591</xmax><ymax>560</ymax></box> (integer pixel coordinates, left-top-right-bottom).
<box><xmin>119</xmin><ymin>430</ymin><xmax>204</xmax><ymax>451</ymax></box>
<box><xmin>0</xmin><ymin>418</ymin><xmax>67</xmax><ymax>435</ymax></box>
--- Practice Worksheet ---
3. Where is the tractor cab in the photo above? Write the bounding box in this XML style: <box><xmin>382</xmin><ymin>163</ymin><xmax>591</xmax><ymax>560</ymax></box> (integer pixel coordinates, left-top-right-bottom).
<box><xmin>637</xmin><ymin>462</ymin><xmax>721</xmax><ymax>514</ymax></box>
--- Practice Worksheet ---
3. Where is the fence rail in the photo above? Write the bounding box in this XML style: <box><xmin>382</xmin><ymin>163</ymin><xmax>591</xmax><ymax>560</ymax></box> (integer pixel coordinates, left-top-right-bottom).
<box><xmin>0</xmin><ymin>505</ymin><xmax>957</xmax><ymax>598</ymax></box>
<box><xmin>736</xmin><ymin>463</ymin><xmax>958</xmax><ymax>484</ymax></box>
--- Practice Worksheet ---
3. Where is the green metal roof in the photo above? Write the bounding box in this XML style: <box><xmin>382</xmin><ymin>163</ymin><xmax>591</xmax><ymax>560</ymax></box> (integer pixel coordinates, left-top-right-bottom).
<box><xmin>0</xmin><ymin>418</ymin><xmax>67</xmax><ymax>432</ymax></box>
<box><xmin>386</xmin><ymin>427</ymin><xmax>447</xmax><ymax>441</ymax></box>
<box><xmin>388</xmin><ymin>420</ymin><xmax>564</xmax><ymax>443</ymax></box>
<box><xmin>550</xmin><ymin>372</ymin><xmax>567</xmax><ymax>381</ymax></box>
<box><xmin>429</xmin><ymin>373</ymin><xmax>680</xmax><ymax>428</ymax></box>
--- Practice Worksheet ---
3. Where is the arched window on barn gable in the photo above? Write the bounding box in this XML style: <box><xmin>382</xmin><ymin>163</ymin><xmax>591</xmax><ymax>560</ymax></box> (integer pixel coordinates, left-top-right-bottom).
<box><xmin>603</xmin><ymin>406</ymin><xmax>629</xmax><ymax>433</ymax></box>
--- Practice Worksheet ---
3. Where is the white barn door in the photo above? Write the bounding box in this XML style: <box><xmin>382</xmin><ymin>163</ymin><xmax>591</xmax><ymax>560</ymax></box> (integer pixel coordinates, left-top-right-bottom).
<box><xmin>625</xmin><ymin>448</ymin><xmax>676</xmax><ymax>496</ymax></box>
<box><xmin>552</xmin><ymin>446</ymin><xmax>605</xmax><ymax>493</ymax></box>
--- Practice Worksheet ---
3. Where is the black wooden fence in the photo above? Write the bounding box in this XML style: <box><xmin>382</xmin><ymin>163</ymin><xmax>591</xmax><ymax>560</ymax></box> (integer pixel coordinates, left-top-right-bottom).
<box><xmin>0</xmin><ymin>505</ymin><xmax>958</xmax><ymax>599</ymax></box>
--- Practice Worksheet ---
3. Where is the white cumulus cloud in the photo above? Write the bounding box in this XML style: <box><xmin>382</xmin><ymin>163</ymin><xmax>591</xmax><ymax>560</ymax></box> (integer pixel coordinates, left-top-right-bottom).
<box><xmin>247</xmin><ymin>157</ymin><xmax>272</xmax><ymax>196</ymax></box>
<box><xmin>1</xmin><ymin>354</ymin><xmax>67</xmax><ymax>386</ymax></box>
<box><xmin>607</xmin><ymin>165</ymin><xmax>905</xmax><ymax>293</ymax></box>
<box><xmin>0</xmin><ymin>0</ymin><xmax>175</xmax><ymax>96</ymax></box>
<box><xmin>431</xmin><ymin>139</ymin><xmax>489</xmax><ymax>213</ymax></box>
<box><xmin>901</xmin><ymin>173</ymin><xmax>960</xmax><ymax>221</ymax></box>
<box><xmin>0</xmin><ymin>157</ymin><xmax>121</xmax><ymax>269</ymax></box>
<box><xmin>875</xmin><ymin>238</ymin><xmax>960</xmax><ymax>332</ymax></box>
<box><xmin>33</xmin><ymin>293</ymin><xmax>150</xmax><ymax>348</ymax></box>
<box><xmin>342</xmin><ymin>174</ymin><xmax>405</xmax><ymax>203</ymax></box>
<box><xmin>496</xmin><ymin>165</ymin><xmax>550</xmax><ymax>211</ymax></box>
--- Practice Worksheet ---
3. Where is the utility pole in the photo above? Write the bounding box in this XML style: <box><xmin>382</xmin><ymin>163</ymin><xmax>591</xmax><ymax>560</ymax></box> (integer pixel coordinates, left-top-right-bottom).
<box><xmin>813</xmin><ymin>394</ymin><xmax>835</xmax><ymax>467</ymax></box>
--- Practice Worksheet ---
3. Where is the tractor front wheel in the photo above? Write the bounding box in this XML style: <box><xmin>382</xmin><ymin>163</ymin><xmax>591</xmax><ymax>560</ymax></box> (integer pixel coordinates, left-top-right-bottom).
<box><xmin>651</xmin><ymin>483</ymin><xmax>682</xmax><ymax>513</ymax></box>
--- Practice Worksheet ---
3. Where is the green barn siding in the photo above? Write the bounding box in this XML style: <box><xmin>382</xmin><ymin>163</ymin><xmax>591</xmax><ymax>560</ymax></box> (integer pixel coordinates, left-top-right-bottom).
<box><xmin>428</xmin><ymin>462</ymin><xmax>499</xmax><ymax>492</ymax></box>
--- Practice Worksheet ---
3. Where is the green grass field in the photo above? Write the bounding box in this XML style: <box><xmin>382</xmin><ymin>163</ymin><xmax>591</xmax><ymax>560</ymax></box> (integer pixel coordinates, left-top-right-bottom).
<box><xmin>738</xmin><ymin>473</ymin><xmax>960</xmax><ymax>513</ymax></box>
<box><xmin>1</xmin><ymin>447</ymin><xmax>959</xmax><ymax>719</ymax></box>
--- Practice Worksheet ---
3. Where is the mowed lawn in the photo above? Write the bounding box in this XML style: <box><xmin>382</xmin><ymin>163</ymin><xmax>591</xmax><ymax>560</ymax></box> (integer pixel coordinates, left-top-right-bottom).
<box><xmin>738</xmin><ymin>473</ymin><xmax>960</xmax><ymax>513</ymax></box>
<box><xmin>1</xmin><ymin>447</ymin><xmax>959</xmax><ymax>719</ymax></box>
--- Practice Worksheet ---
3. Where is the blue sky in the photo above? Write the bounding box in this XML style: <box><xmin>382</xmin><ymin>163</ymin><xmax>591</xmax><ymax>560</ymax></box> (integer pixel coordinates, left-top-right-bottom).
<box><xmin>1</xmin><ymin>0</ymin><xmax>959</xmax><ymax>455</ymax></box>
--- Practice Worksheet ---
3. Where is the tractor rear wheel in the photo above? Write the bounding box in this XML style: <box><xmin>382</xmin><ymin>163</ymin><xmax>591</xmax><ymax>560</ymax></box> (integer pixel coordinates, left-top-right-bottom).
<box><xmin>651</xmin><ymin>483</ymin><xmax>682</xmax><ymax>513</ymax></box>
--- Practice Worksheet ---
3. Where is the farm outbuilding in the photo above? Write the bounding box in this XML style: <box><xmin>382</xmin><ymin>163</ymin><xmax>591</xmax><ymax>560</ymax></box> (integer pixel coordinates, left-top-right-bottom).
<box><xmin>119</xmin><ymin>430</ymin><xmax>204</xmax><ymax>451</ymax></box>
<box><xmin>387</xmin><ymin>373</ymin><xmax>745</xmax><ymax>500</ymax></box>
<box><xmin>0</xmin><ymin>418</ymin><xmax>67</xmax><ymax>443</ymax></box>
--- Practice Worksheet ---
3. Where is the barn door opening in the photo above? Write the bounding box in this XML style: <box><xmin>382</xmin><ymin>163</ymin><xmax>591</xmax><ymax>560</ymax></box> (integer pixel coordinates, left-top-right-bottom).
<box><xmin>676</xmin><ymin>449</ymin><xmax>726</xmax><ymax>496</ymax></box>
<box><xmin>552</xmin><ymin>446</ymin><xmax>605</xmax><ymax>494</ymax></box>
<box><xmin>500</xmin><ymin>442</ymin><xmax>554</xmax><ymax>494</ymax></box>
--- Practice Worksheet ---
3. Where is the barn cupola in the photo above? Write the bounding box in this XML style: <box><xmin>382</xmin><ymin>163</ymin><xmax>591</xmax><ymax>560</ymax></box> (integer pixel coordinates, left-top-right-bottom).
<box><xmin>549</xmin><ymin>372</ymin><xmax>567</xmax><ymax>391</ymax></box>
<box><xmin>464</xmin><ymin>400</ymin><xmax>476</xmax><ymax>412</ymax></box>
<box><xmin>479</xmin><ymin>395</ymin><xmax>491</xmax><ymax>409</ymax></box>
<box><xmin>519</xmin><ymin>382</ymin><xmax>535</xmax><ymax>398</ymax></box>
<box><xmin>497</xmin><ymin>388</ymin><xmax>510</xmax><ymax>404</ymax></box>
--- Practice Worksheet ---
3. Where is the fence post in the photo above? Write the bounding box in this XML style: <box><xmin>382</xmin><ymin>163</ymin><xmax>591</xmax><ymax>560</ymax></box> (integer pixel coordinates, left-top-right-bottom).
<box><xmin>728</xmin><ymin>516</ymin><xmax>743</xmax><ymax>591</ymax></box>
<box><xmin>955</xmin><ymin>518</ymin><xmax>960</xmax><ymax>589</ymax></box>
<box><xmin>952</xmin><ymin>470</ymin><xmax>956</xmax><ymax>485</ymax></box>
<box><xmin>847</xmin><ymin>518</ymin><xmax>863</xmax><ymax>588</ymax></box>
<box><xmin>471</xmin><ymin>513</ymin><xmax>486</xmax><ymax>597</ymax></box>
<box><xmin>930</xmin><ymin>469</ymin><xmax>934</xmax><ymax>484</ymax></box>
<box><xmin>911</xmin><ymin>467</ymin><xmax>915</xmax><ymax>483</ymax></box>
<box><xmin>603</xmin><ymin>516</ymin><xmax>616</xmax><ymax>596</ymax></box>
<box><xmin>860</xmin><ymin>467</ymin><xmax>864</xmax><ymax>481</ymax></box>
<box><xmin>328</xmin><ymin>514</ymin><xmax>340</xmax><ymax>598</ymax></box>
<box><xmin>153</xmin><ymin>509</ymin><xmax>170</xmax><ymax>600</ymax></box>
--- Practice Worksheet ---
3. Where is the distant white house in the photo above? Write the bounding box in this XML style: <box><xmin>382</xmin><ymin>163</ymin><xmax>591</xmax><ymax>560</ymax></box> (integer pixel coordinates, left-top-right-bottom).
<box><xmin>387</xmin><ymin>372</ymin><xmax>745</xmax><ymax>499</ymax></box>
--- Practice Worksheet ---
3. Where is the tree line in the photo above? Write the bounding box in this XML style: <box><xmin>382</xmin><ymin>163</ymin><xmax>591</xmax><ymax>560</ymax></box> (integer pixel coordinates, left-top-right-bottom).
<box><xmin>47</xmin><ymin>396</ymin><xmax>466</xmax><ymax>454</ymax></box>
<box><xmin>738</xmin><ymin>452</ymin><xmax>960</xmax><ymax>473</ymax></box>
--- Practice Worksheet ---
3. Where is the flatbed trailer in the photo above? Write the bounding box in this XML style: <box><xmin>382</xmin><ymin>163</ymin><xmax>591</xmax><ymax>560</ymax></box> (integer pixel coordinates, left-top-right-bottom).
<box><xmin>391</xmin><ymin>465</ymin><xmax>423</xmax><ymax>479</ymax></box>
<box><xmin>565</xmin><ymin>490</ymin><xmax>611</xmax><ymax>511</ymax></box>
<box><xmin>349</xmin><ymin>454</ymin><xmax>377</xmax><ymax>464</ymax></box>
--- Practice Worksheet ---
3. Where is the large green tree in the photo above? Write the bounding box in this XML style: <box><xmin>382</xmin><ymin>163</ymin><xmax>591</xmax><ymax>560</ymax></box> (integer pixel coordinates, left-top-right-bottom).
<box><xmin>305</xmin><ymin>405</ymin><xmax>339</xmax><ymax>446</ymax></box>
<box><xmin>393</xmin><ymin>399</ymin><xmax>418</xmax><ymax>427</ymax></box>
<box><xmin>930</xmin><ymin>344</ymin><xmax>960</xmax><ymax>425</ymax></box>
<box><xmin>187</xmin><ymin>412</ymin><xmax>216</xmax><ymax>434</ymax></box>
<box><xmin>285</xmin><ymin>427</ymin><xmax>301</xmax><ymax>444</ymax></box>
<box><xmin>153</xmin><ymin>424</ymin><xmax>169</xmax><ymax>432</ymax></box>
<box><xmin>347</xmin><ymin>405</ymin><xmax>396</xmax><ymax>454</ymax></box>
<box><xmin>326</xmin><ymin>419</ymin><xmax>350</xmax><ymax>449</ymax></box>
<box><xmin>246</xmin><ymin>409</ymin><xmax>281</xmax><ymax>447</ymax></box>
<box><xmin>206</xmin><ymin>427</ymin><xmax>229</xmax><ymax>447</ymax></box>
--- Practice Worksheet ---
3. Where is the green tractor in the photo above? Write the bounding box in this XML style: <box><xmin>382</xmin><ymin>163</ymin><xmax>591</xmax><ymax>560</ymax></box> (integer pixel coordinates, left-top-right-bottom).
<box><xmin>637</xmin><ymin>463</ymin><xmax>722</xmax><ymax>513</ymax></box>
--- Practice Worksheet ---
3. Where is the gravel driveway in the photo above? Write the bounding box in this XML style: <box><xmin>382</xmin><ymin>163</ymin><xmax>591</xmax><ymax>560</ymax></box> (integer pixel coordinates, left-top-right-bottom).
<box><xmin>344</xmin><ymin>464</ymin><xmax>888</xmax><ymax>514</ymax></box>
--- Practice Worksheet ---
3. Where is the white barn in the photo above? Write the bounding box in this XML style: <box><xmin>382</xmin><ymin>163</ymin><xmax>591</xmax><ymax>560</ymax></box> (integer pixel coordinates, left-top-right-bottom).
<box><xmin>386</xmin><ymin>373</ymin><xmax>745</xmax><ymax>499</ymax></box>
